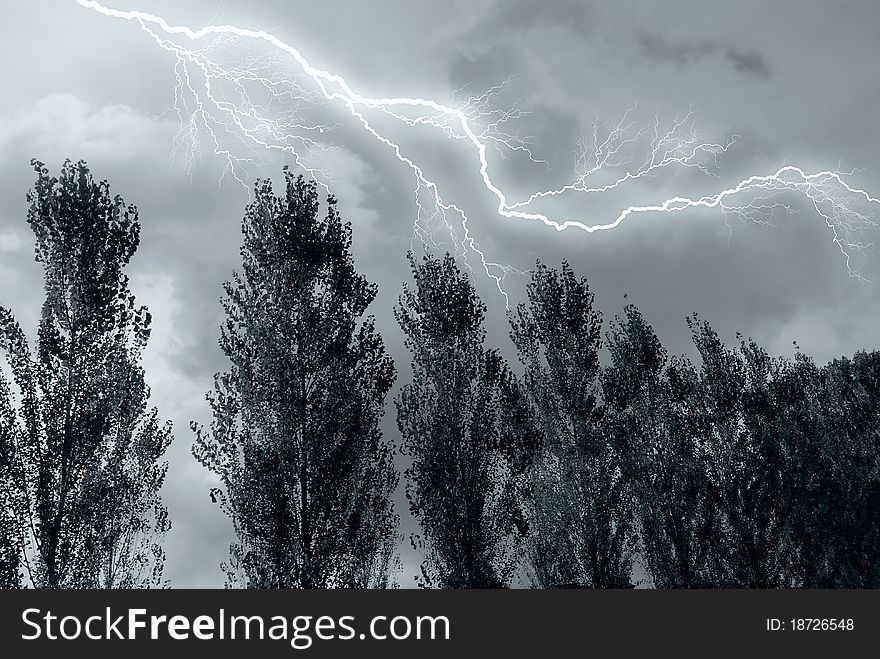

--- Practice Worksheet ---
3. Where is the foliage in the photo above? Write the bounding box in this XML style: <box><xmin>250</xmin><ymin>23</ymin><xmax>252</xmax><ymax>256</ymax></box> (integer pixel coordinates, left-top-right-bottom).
<box><xmin>603</xmin><ymin>305</ymin><xmax>716</xmax><ymax>587</ymax></box>
<box><xmin>0</xmin><ymin>159</ymin><xmax>171</xmax><ymax>588</ymax></box>
<box><xmin>396</xmin><ymin>252</ymin><xmax>538</xmax><ymax>588</ymax></box>
<box><xmin>511</xmin><ymin>261</ymin><xmax>635</xmax><ymax>588</ymax></box>
<box><xmin>192</xmin><ymin>170</ymin><xmax>399</xmax><ymax>588</ymax></box>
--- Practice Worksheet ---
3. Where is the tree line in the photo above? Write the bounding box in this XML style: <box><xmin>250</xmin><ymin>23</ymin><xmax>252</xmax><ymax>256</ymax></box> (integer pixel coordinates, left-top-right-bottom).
<box><xmin>1</xmin><ymin>160</ymin><xmax>878</xmax><ymax>589</ymax></box>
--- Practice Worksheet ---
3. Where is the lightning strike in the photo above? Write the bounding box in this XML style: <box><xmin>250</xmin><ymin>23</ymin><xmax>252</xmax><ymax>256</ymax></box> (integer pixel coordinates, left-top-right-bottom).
<box><xmin>76</xmin><ymin>0</ymin><xmax>880</xmax><ymax>302</ymax></box>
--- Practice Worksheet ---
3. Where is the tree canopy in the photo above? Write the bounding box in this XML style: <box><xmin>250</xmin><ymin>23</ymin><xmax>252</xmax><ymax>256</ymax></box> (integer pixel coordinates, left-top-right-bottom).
<box><xmin>193</xmin><ymin>169</ymin><xmax>399</xmax><ymax>588</ymax></box>
<box><xmin>0</xmin><ymin>159</ymin><xmax>171</xmax><ymax>589</ymax></box>
<box><xmin>396</xmin><ymin>252</ymin><xmax>538</xmax><ymax>588</ymax></box>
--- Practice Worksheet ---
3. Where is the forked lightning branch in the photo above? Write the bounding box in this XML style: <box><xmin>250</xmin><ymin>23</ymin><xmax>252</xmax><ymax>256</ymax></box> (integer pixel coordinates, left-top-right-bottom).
<box><xmin>76</xmin><ymin>0</ymin><xmax>880</xmax><ymax>301</ymax></box>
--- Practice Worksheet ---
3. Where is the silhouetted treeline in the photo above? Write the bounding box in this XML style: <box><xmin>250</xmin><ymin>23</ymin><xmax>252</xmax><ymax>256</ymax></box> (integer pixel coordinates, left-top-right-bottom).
<box><xmin>393</xmin><ymin>248</ymin><xmax>879</xmax><ymax>589</ymax></box>
<box><xmin>394</xmin><ymin>252</ymin><xmax>879</xmax><ymax>588</ymax></box>
<box><xmin>1</xmin><ymin>163</ymin><xmax>878</xmax><ymax>589</ymax></box>
<box><xmin>603</xmin><ymin>305</ymin><xmax>880</xmax><ymax>587</ymax></box>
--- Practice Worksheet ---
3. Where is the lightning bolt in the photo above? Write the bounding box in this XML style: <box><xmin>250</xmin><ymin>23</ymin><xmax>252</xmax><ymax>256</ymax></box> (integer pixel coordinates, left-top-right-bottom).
<box><xmin>76</xmin><ymin>0</ymin><xmax>880</xmax><ymax>303</ymax></box>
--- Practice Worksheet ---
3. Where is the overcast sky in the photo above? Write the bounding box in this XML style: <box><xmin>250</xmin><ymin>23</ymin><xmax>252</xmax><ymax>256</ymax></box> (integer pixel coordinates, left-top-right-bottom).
<box><xmin>2</xmin><ymin>0</ymin><xmax>880</xmax><ymax>587</ymax></box>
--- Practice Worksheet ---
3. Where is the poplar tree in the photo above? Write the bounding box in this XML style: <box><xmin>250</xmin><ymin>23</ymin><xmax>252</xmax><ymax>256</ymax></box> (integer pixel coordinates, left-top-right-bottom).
<box><xmin>604</xmin><ymin>305</ymin><xmax>721</xmax><ymax>587</ymax></box>
<box><xmin>193</xmin><ymin>170</ymin><xmax>399</xmax><ymax>588</ymax></box>
<box><xmin>511</xmin><ymin>262</ymin><xmax>635</xmax><ymax>588</ymax></box>
<box><xmin>789</xmin><ymin>351</ymin><xmax>880</xmax><ymax>587</ymax></box>
<box><xmin>396</xmin><ymin>252</ymin><xmax>537</xmax><ymax>588</ymax></box>
<box><xmin>0</xmin><ymin>159</ymin><xmax>171</xmax><ymax>588</ymax></box>
<box><xmin>687</xmin><ymin>317</ymin><xmax>794</xmax><ymax>588</ymax></box>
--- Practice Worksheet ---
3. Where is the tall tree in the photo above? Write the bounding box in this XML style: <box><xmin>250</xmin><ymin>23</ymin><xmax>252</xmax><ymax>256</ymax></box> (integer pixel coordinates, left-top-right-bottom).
<box><xmin>604</xmin><ymin>305</ymin><xmax>722</xmax><ymax>588</ymax></box>
<box><xmin>688</xmin><ymin>317</ymin><xmax>794</xmax><ymax>587</ymax></box>
<box><xmin>396</xmin><ymin>252</ymin><xmax>537</xmax><ymax>588</ymax></box>
<box><xmin>0</xmin><ymin>159</ymin><xmax>171</xmax><ymax>588</ymax></box>
<box><xmin>772</xmin><ymin>350</ymin><xmax>831</xmax><ymax>586</ymax></box>
<box><xmin>193</xmin><ymin>169</ymin><xmax>399</xmax><ymax>589</ymax></box>
<box><xmin>789</xmin><ymin>351</ymin><xmax>880</xmax><ymax>587</ymax></box>
<box><xmin>510</xmin><ymin>261</ymin><xmax>635</xmax><ymax>588</ymax></box>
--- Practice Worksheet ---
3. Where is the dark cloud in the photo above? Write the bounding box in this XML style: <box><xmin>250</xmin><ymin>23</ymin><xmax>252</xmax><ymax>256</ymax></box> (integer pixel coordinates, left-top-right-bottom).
<box><xmin>449</xmin><ymin>45</ymin><xmax>523</xmax><ymax>91</ymax></box>
<box><xmin>638</xmin><ymin>34</ymin><xmax>716</xmax><ymax>69</ymax></box>
<box><xmin>484</xmin><ymin>0</ymin><xmax>596</xmax><ymax>38</ymax></box>
<box><xmin>638</xmin><ymin>33</ymin><xmax>770</xmax><ymax>78</ymax></box>
<box><xmin>725</xmin><ymin>48</ymin><xmax>771</xmax><ymax>78</ymax></box>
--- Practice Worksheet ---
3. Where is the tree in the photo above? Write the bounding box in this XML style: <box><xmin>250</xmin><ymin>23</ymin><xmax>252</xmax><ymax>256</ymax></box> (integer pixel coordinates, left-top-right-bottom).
<box><xmin>604</xmin><ymin>304</ymin><xmax>722</xmax><ymax>588</ymax></box>
<box><xmin>0</xmin><ymin>526</ymin><xmax>18</xmax><ymax>589</ymax></box>
<box><xmin>786</xmin><ymin>351</ymin><xmax>880</xmax><ymax>587</ymax></box>
<box><xmin>0</xmin><ymin>159</ymin><xmax>171</xmax><ymax>588</ymax></box>
<box><xmin>193</xmin><ymin>169</ymin><xmax>399</xmax><ymax>589</ymax></box>
<box><xmin>0</xmin><ymin>379</ymin><xmax>21</xmax><ymax>588</ymax></box>
<box><xmin>396</xmin><ymin>252</ymin><xmax>537</xmax><ymax>588</ymax></box>
<box><xmin>688</xmin><ymin>317</ymin><xmax>794</xmax><ymax>588</ymax></box>
<box><xmin>772</xmin><ymin>350</ymin><xmax>830</xmax><ymax>586</ymax></box>
<box><xmin>510</xmin><ymin>261</ymin><xmax>635</xmax><ymax>588</ymax></box>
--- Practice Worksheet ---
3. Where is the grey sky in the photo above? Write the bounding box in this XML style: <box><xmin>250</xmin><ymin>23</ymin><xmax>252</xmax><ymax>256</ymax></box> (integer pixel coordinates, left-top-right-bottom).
<box><xmin>1</xmin><ymin>0</ymin><xmax>879</xmax><ymax>587</ymax></box>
